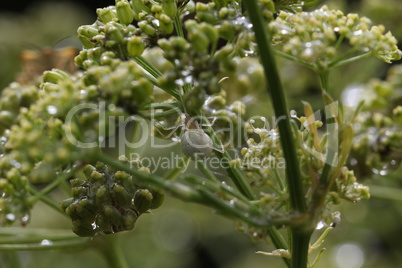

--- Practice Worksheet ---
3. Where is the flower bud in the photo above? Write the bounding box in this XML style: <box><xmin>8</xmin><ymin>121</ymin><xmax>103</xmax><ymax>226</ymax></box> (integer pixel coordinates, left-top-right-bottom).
<box><xmin>162</xmin><ymin>0</ymin><xmax>177</xmax><ymax>18</ymax></box>
<box><xmin>122</xmin><ymin>210</ymin><xmax>138</xmax><ymax>230</ymax></box>
<box><xmin>103</xmin><ymin>205</ymin><xmax>123</xmax><ymax>225</ymax></box>
<box><xmin>76</xmin><ymin>199</ymin><xmax>97</xmax><ymax>220</ymax></box>
<box><xmin>134</xmin><ymin>189</ymin><xmax>153</xmax><ymax>214</ymax></box>
<box><xmin>127</xmin><ymin>36</ymin><xmax>145</xmax><ymax>56</ymax></box>
<box><xmin>95</xmin><ymin>185</ymin><xmax>111</xmax><ymax>206</ymax></box>
<box><xmin>42</xmin><ymin>70</ymin><xmax>70</xmax><ymax>84</ymax></box>
<box><xmin>116</xmin><ymin>0</ymin><xmax>134</xmax><ymax>24</ymax></box>
<box><xmin>97</xmin><ymin>7</ymin><xmax>117</xmax><ymax>23</ymax></box>
<box><xmin>72</xmin><ymin>219</ymin><xmax>96</xmax><ymax>237</ymax></box>
<box><xmin>60</xmin><ymin>197</ymin><xmax>74</xmax><ymax>211</ymax></box>
<box><xmin>112</xmin><ymin>184</ymin><xmax>132</xmax><ymax>207</ymax></box>
<box><xmin>105</xmin><ymin>23</ymin><xmax>124</xmax><ymax>43</ymax></box>
<box><xmin>159</xmin><ymin>14</ymin><xmax>174</xmax><ymax>34</ymax></box>
<box><xmin>200</xmin><ymin>23</ymin><xmax>219</xmax><ymax>45</ymax></box>
<box><xmin>138</xmin><ymin>21</ymin><xmax>157</xmax><ymax>36</ymax></box>
<box><xmin>131</xmin><ymin>0</ymin><xmax>152</xmax><ymax>21</ymax></box>
<box><xmin>72</xmin><ymin>186</ymin><xmax>87</xmax><ymax>198</ymax></box>
<box><xmin>149</xmin><ymin>189</ymin><xmax>165</xmax><ymax>209</ymax></box>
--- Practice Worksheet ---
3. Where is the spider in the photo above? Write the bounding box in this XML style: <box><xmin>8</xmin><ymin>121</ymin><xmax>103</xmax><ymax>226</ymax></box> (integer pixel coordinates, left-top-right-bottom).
<box><xmin>153</xmin><ymin>111</ymin><xmax>224</xmax><ymax>159</ymax></box>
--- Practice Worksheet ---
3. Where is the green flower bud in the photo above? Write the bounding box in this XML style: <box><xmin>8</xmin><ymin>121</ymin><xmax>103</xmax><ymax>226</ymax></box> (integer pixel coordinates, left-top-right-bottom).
<box><xmin>131</xmin><ymin>0</ymin><xmax>152</xmax><ymax>21</ymax></box>
<box><xmin>149</xmin><ymin>189</ymin><xmax>165</xmax><ymax>209</ymax></box>
<box><xmin>76</xmin><ymin>199</ymin><xmax>97</xmax><ymax>220</ymax></box>
<box><xmin>188</xmin><ymin>30</ymin><xmax>209</xmax><ymax>53</ymax></box>
<box><xmin>42</xmin><ymin>70</ymin><xmax>70</xmax><ymax>84</ymax></box>
<box><xmin>82</xmin><ymin>164</ymin><xmax>96</xmax><ymax>178</ymax></box>
<box><xmin>138</xmin><ymin>21</ymin><xmax>157</xmax><ymax>36</ymax></box>
<box><xmin>103</xmin><ymin>205</ymin><xmax>123</xmax><ymax>225</ymax></box>
<box><xmin>95</xmin><ymin>213</ymin><xmax>112</xmax><ymax>232</ymax></box>
<box><xmin>219</xmin><ymin>21</ymin><xmax>235</xmax><ymax>40</ymax></box>
<box><xmin>200</xmin><ymin>23</ymin><xmax>219</xmax><ymax>45</ymax></box>
<box><xmin>89</xmin><ymin>170</ymin><xmax>105</xmax><ymax>183</ymax></box>
<box><xmin>72</xmin><ymin>186</ymin><xmax>88</xmax><ymax>198</ymax></box>
<box><xmin>77</xmin><ymin>25</ymin><xmax>99</xmax><ymax>48</ymax></box>
<box><xmin>112</xmin><ymin>184</ymin><xmax>132</xmax><ymax>207</ymax></box>
<box><xmin>393</xmin><ymin>106</ymin><xmax>402</xmax><ymax>125</ymax></box>
<box><xmin>95</xmin><ymin>185</ymin><xmax>111</xmax><ymax>206</ymax></box>
<box><xmin>162</xmin><ymin>0</ymin><xmax>177</xmax><ymax>18</ymax></box>
<box><xmin>122</xmin><ymin>210</ymin><xmax>138</xmax><ymax>230</ymax></box>
<box><xmin>134</xmin><ymin>189</ymin><xmax>153</xmax><ymax>214</ymax></box>
<box><xmin>114</xmin><ymin>171</ymin><xmax>134</xmax><ymax>189</ymax></box>
<box><xmin>195</xmin><ymin>2</ymin><xmax>218</xmax><ymax>24</ymax></box>
<box><xmin>72</xmin><ymin>219</ymin><xmax>96</xmax><ymax>237</ymax></box>
<box><xmin>78</xmin><ymin>34</ymin><xmax>95</xmax><ymax>49</ymax></box>
<box><xmin>60</xmin><ymin>197</ymin><xmax>74</xmax><ymax>211</ymax></box>
<box><xmin>116</xmin><ymin>0</ymin><xmax>135</xmax><ymax>24</ymax></box>
<box><xmin>159</xmin><ymin>14</ymin><xmax>174</xmax><ymax>34</ymax></box>
<box><xmin>127</xmin><ymin>36</ymin><xmax>145</xmax><ymax>56</ymax></box>
<box><xmin>104</xmin><ymin>23</ymin><xmax>124</xmax><ymax>43</ymax></box>
<box><xmin>97</xmin><ymin>7</ymin><xmax>117</xmax><ymax>23</ymax></box>
<box><xmin>0</xmin><ymin>110</ymin><xmax>15</xmax><ymax>130</ymax></box>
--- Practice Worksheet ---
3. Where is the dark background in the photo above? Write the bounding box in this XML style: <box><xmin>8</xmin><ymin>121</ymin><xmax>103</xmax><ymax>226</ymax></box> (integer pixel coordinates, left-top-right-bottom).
<box><xmin>0</xmin><ymin>0</ymin><xmax>112</xmax><ymax>13</ymax></box>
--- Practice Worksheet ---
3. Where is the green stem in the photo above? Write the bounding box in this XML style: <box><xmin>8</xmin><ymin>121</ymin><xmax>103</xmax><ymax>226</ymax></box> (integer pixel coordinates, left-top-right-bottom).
<box><xmin>318</xmin><ymin>71</ymin><xmax>329</xmax><ymax>92</ymax></box>
<box><xmin>267</xmin><ymin>227</ymin><xmax>291</xmax><ymax>267</ymax></box>
<box><xmin>28</xmin><ymin>169</ymin><xmax>77</xmax><ymax>205</ymax></box>
<box><xmin>27</xmin><ymin>187</ymin><xmax>67</xmax><ymax>217</ymax></box>
<box><xmin>133</xmin><ymin>56</ymin><xmax>181</xmax><ymax>100</ymax></box>
<box><xmin>330</xmin><ymin>51</ymin><xmax>372</xmax><ymax>68</ymax></box>
<box><xmin>203</xmin><ymin>124</ymin><xmax>256</xmax><ymax>200</ymax></box>
<box><xmin>273</xmin><ymin>50</ymin><xmax>314</xmax><ymax>69</ymax></box>
<box><xmin>93</xmin><ymin>235</ymin><xmax>129</xmax><ymax>268</ymax></box>
<box><xmin>290</xmin><ymin>230</ymin><xmax>312</xmax><ymax>268</ymax></box>
<box><xmin>195</xmin><ymin>159</ymin><xmax>220</xmax><ymax>183</ymax></box>
<box><xmin>0</xmin><ymin>238</ymin><xmax>89</xmax><ymax>251</ymax></box>
<box><xmin>164</xmin><ymin>156</ymin><xmax>190</xmax><ymax>181</ymax></box>
<box><xmin>244</xmin><ymin>1</ymin><xmax>309</xmax><ymax>267</ymax></box>
<box><xmin>172</xmin><ymin>12</ymin><xmax>191</xmax><ymax>93</ymax></box>
<box><xmin>243</xmin><ymin>0</ymin><xmax>306</xmax><ymax>214</ymax></box>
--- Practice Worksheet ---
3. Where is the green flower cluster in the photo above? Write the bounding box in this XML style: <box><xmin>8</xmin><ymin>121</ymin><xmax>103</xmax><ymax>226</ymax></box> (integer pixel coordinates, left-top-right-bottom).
<box><xmin>237</xmin><ymin>101</ymin><xmax>370</xmax><ymax>228</ymax></box>
<box><xmin>269</xmin><ymin>5</ymin><xmax>401</xmax><ymax>70</ymax></box>
<box><xmin>0</xmin><ymin>56</ymin><xmax>154</xmax><ymax>225</ymax></box>
<box><xmin>349</xmin><ymin>65</ymin><xmax>402</xmax><ymax>176</ymax></box>
<box><xmin>61</xmin><ymin>156</ymin><xmax>164</xmax><ymax>236</ymax></box>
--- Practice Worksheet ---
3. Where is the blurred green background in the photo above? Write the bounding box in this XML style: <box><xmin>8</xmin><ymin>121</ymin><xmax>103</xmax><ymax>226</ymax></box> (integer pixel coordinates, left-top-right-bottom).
<box><xmin>1</xmin><ymin>0</ymin><xmax>402</xmax><ymax>267</ymax></box>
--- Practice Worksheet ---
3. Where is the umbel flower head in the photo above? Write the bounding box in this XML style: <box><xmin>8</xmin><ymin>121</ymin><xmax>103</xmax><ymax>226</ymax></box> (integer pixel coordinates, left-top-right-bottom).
<box><xmin>269</xmin><ymin>5</ymin><xmax>402</xmax><ymax>70</ymax></box>
<box><xmin>61</xmin><ymin>156</ymin><xmax>164</xmax><ymax>237</ymax></box>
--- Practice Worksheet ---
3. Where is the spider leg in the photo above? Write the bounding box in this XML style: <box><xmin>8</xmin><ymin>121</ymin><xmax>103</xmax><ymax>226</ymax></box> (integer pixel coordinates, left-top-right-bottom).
<box><xmin>152</xmin><ymin>119</ymin><xmax>183</xmax><ymax>139</ymax></box>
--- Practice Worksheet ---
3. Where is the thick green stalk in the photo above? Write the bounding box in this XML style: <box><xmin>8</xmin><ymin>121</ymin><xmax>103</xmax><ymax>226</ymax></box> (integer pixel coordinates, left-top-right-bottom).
<box><xmin>93</xmin><ymin>235</ymin><xmax>129</xmax><ymax>268</ymax></box>
<box><xmin>243</xmin><ymin>1</ymin><xmax>309</xmax><ymax>267</ymax></box>
<box><xmin>242</xmin><ymin>0</ymin><xmax>306</xmax><ymax>216</ymax></box>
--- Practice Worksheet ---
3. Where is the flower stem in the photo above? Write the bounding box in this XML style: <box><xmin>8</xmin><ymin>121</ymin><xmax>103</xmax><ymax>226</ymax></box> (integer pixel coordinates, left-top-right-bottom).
<box><xmin>243</xmin><ymin>0</ymin><xmax>306</xmax><ymax>216</ymax></box>
<box><xmin>243</xmin><ymin>1</ymin><xmax>310</xmax><ymax>267</ymax></box>
<box><xmin>93</xmin><ymin>235</ymin><xmax>129</xmax><ymax>268</ymax></box>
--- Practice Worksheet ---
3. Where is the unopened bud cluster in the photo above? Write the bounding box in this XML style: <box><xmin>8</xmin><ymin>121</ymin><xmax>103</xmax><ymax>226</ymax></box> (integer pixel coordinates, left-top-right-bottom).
<box><xmin>61</xmin><ymin>156</ymin><xmax>164</xmax><ymax>236</ymax></box>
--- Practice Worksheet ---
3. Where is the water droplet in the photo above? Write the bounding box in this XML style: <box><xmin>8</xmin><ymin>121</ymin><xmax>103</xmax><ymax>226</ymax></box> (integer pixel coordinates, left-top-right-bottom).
<box><xmin>21</xmin><ymin>213</ymin><xmax>30</xmax><ymax>226</ymax></box>
<box><xmin>316</xmin><ymin>220</ymin><xmax>325</xmax><ymax>230</ymax></box>
<box><xmin>353</xmin><ymin>30</ymin><xmax>363</xmax><ymax>36</ymax></box>
<box><xmin>46</xmin><ymin>105</ymin><xmax>58</xmax><ymax>115</ymax></box>
<box><xmin>40</xmin><ymin>239</ymin><xmax>53</xmax><ymax>246</ymax></box>
<box><xmin>229</xmin><ymin>199</ymin><xmax>237</xmax><ymax>205</ymax></box>
<box><xmin>6</xmin><ymin>213</ymin><xmax>15</xmax><ymax>222</ymax></box>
